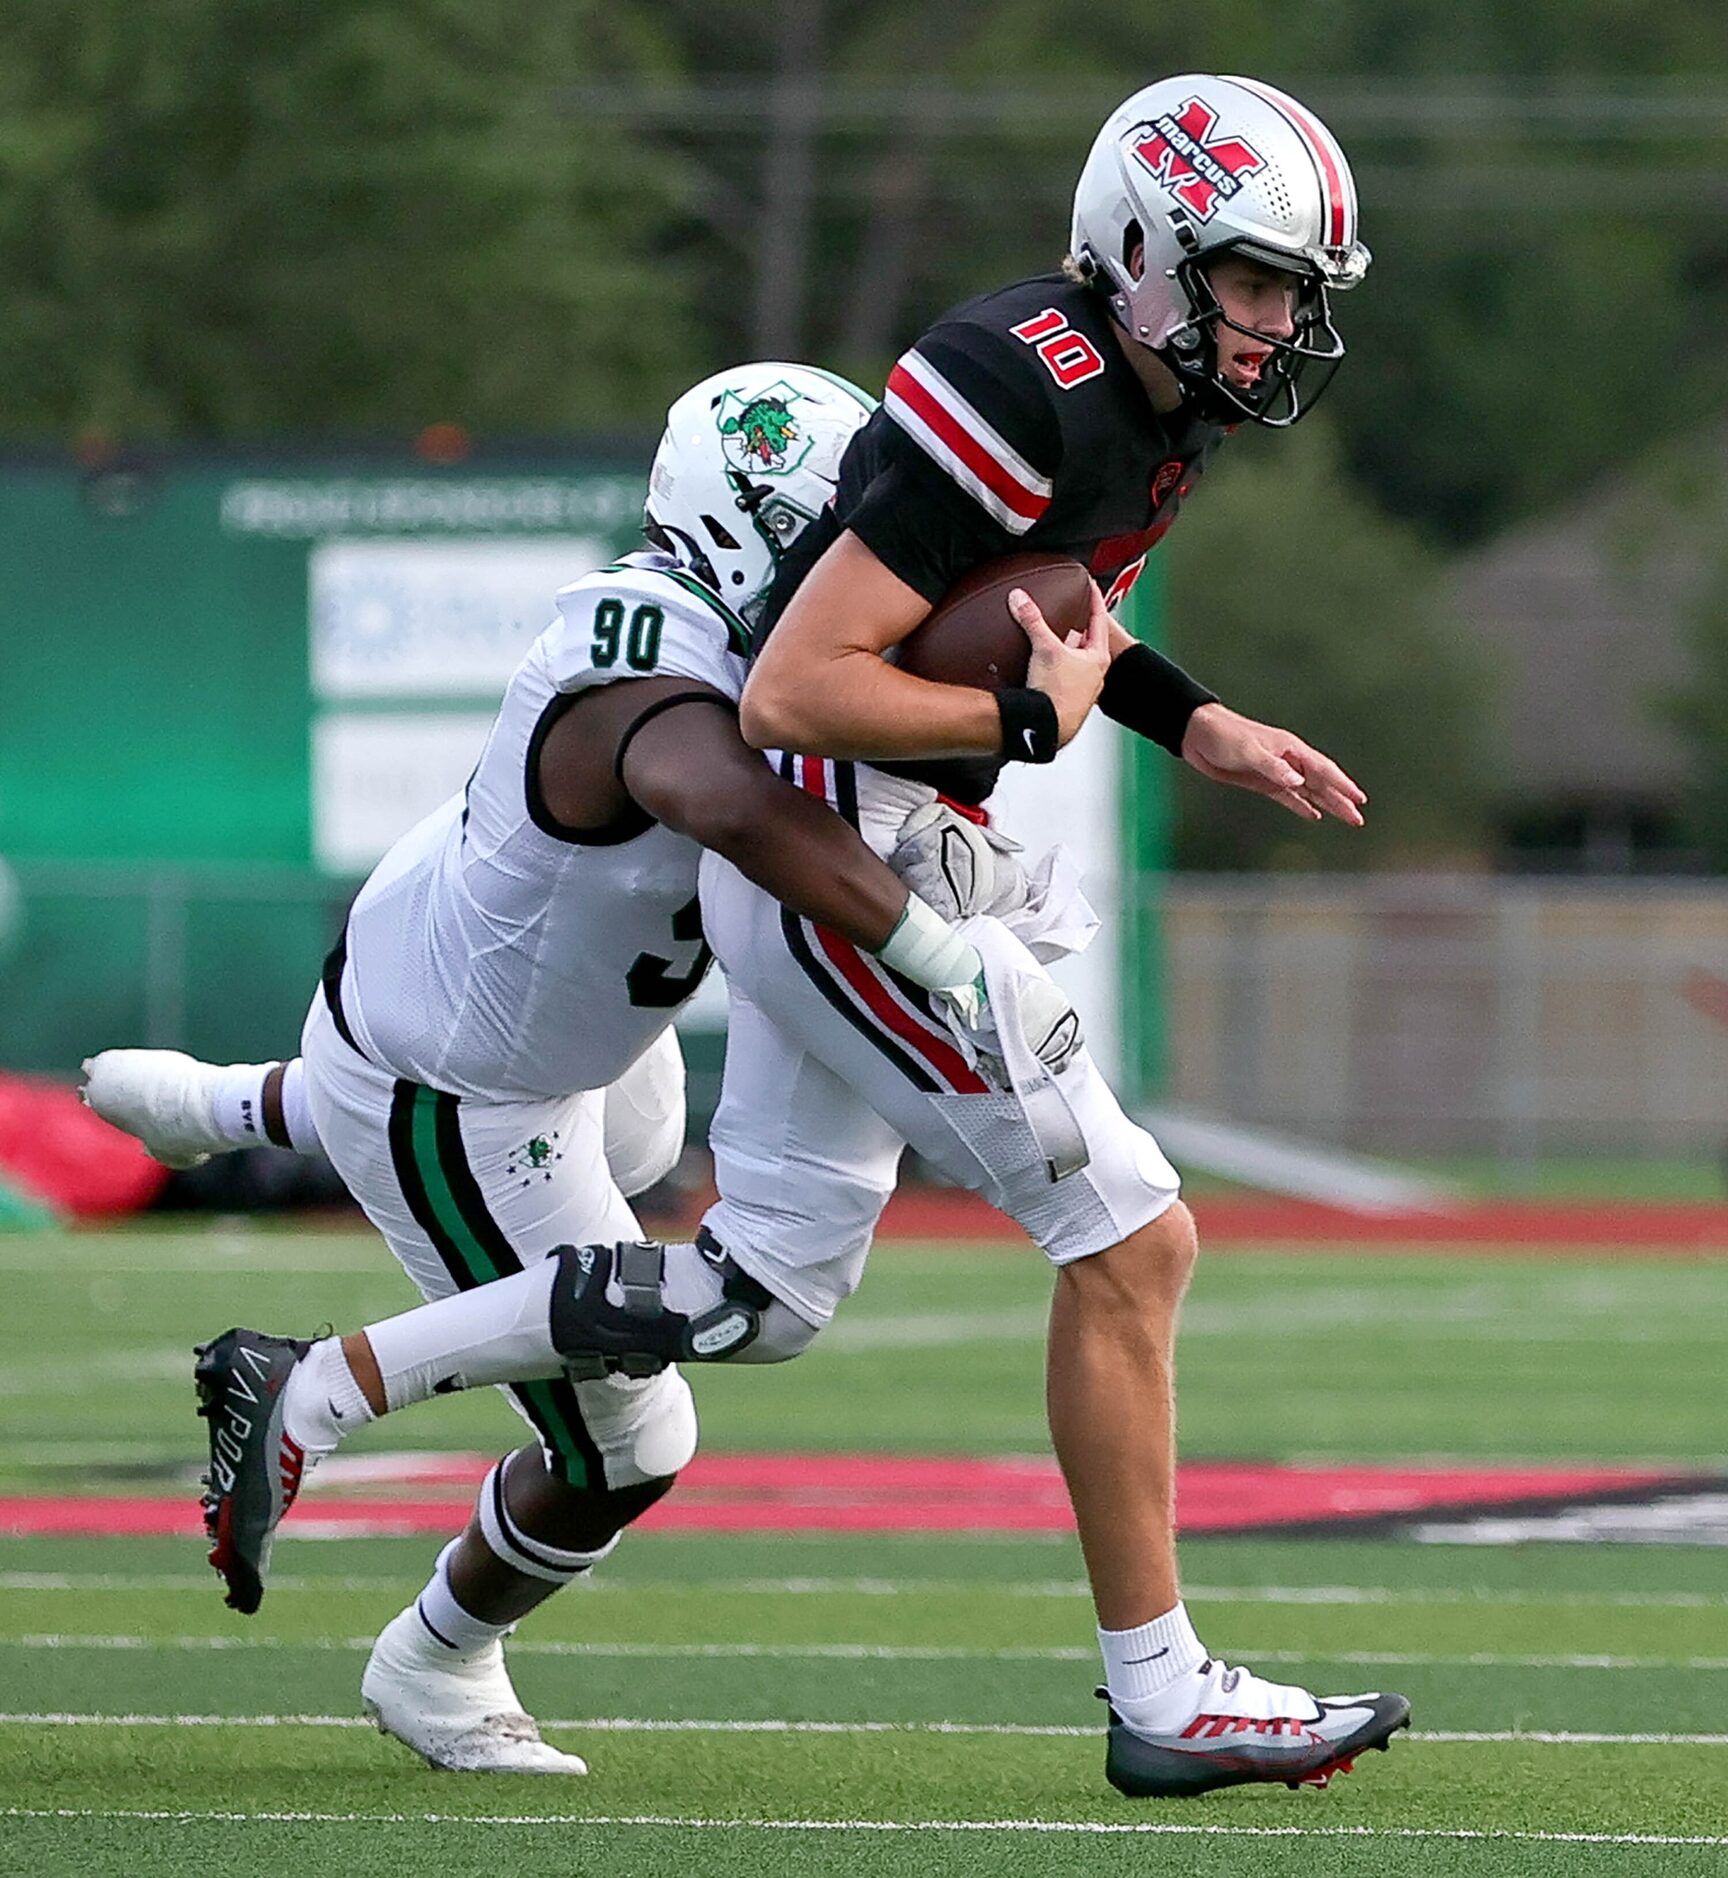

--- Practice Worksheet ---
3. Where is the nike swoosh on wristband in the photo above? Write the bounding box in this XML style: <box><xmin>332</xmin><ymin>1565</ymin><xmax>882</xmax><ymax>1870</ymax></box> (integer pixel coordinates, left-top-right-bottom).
<box><xmin>1023</xmin><ymin>727</ymin><xmax>1037</xmax><ymax>755</ymax></box>
<box><xmin>1122</xmin><ymin>1647</ymin><xmax>1170</xmax><ymax>1665</ymax></box>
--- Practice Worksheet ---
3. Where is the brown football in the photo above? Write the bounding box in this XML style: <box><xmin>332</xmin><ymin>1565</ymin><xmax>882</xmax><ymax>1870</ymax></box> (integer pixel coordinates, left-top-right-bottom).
<box><xmin>893</xmin><ymin>552</ymin><xmax>1092</xmax><ymax>692</ymax></box>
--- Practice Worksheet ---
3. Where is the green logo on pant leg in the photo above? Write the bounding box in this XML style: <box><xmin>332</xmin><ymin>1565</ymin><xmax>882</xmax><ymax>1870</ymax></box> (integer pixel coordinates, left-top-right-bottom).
<box><xmin>506</xmin><ymin>1131</ymin><xmax>562</xmax><ymax>1185</ymax></box>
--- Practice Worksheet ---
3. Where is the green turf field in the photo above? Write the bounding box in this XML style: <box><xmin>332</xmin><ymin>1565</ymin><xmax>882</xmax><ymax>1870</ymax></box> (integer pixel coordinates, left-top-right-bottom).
<box><xmin>2</xmin><ymin>1222</ymin><xmax>1725</xmax><ymax>1875</ymax></box>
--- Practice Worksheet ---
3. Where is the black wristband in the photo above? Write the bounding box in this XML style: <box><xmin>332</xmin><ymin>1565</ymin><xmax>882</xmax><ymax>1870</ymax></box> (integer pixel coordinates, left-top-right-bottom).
<box><xmin>1098</xmin><ymin>641</ymin><xmax>1219</xmax><ymax>756</ymax></box>
<box><xmin>997</xmin><ymin>686</ymin><xmax>1060</xmax><ymax>764</ymax></box>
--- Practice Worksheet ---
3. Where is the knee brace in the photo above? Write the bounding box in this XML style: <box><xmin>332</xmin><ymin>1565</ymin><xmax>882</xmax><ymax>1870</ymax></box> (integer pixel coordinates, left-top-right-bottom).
<box><xmin>548</xmin><ymin>1238</ymin><xmax>771</xmax><ymax>1380</ymax></box>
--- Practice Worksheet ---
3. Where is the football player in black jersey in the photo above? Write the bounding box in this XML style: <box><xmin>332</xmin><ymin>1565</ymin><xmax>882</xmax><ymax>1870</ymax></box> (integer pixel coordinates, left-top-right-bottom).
<box><xmin>83</xmin><ymin>77</ymin><xmax>1410</xmax><ymax>1800</ymax></box>
<box><xmin>727</xmin><ymin>74</ymin><xmax>1407</xmax><ymax>1796</ymax></box>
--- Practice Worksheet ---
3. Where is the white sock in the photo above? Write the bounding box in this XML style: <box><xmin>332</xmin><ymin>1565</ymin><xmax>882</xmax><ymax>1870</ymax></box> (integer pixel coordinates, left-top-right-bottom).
<box><xmin>208</xmin><ymin>1061</ymin><xmax>280</xmax><ymax>1147</ymax></box>
<box><xmin>415</xmin><ymin>1540</ymin><xmax>513</xmax><ymax>1656</ymax></box>
<box><xmin>1099</xmin><ymin>1603</ymin><xmax>1209</xmax><ymax>1727</ymax></box>
<box><xmin>277</xmin><ymin>1059</ymin><xmax>321</xmax><ymax>1155</ymax></box>
<box><xmin>365</xmin><ymin>1260</ymin><xmax>563</xmax><ymax>1411</ymax></box>
<box><xmin>280</xmin><ymin>1337</ymin><xmax>376</xmax><ymax>1456</ymax></box>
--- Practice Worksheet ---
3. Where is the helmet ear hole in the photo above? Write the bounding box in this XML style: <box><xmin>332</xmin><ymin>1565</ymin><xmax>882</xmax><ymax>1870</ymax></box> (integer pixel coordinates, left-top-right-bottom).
<box><xmin>1121</xmin><ymin>219</ymin><xmax>1144</xmax><ymax>278</ymax></box>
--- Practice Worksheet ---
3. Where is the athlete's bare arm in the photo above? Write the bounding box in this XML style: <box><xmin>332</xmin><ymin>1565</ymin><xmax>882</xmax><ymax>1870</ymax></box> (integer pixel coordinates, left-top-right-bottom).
<box><xmin>738</xmin><ymin>531</ymin><xmax>1107</xmax><ymax>760</ymax></box>
<box><xmin>1101</xmin><ymin>615</ymin><xmax>1366</xmax><ymax>826</ymax></box>
<box><xmin>540</xmin><ymin>676</ymin><xmax>906</xmax><ymax>949</ymax></box>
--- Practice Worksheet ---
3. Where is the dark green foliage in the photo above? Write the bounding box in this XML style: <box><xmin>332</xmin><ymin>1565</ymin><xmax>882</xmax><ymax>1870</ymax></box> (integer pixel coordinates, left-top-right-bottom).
<box><xmin>5</xmin><ymin>0</ymin><xmax>1728</xmax><ymax>866</ymax></box>
<box><xmin>1162</xmin><ymin>422</ymin><xmax>1496</xmax><ymax>868</ymax></box>
<box><xmin>5</xmin><ymin>0</ymin><xmax>1726</xmax><ymax>543</ymax></box>
<box><xmin>0</xmin><ymin>0</ymin><xmax>700</xmax><ymax>439</ymax></box>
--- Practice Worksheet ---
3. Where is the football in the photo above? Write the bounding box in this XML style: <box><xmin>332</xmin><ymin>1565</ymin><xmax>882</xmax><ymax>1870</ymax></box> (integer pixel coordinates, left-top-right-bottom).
<box><xmin>893</xmin><ymin>552</ymin><xmax>1092</xmax><ymax>692</ymax></box>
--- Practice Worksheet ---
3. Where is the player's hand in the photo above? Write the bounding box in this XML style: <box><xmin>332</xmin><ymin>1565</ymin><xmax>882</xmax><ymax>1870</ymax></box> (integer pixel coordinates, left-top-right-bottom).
<box><xmin>1180</xmin><ymin>702</ymin><xmax>1367</xmax><ymax>826</ymax></box>
<box><xmin>934</xmin><ymin>969</ymin><xmax>1082</xmax><ymax>1082</ymax></box>
<box><xmin>1010</xmin><ymin>581</ymin><xmax>1111</xmax><ymax>748</ymax></box>
<box><xmin>888</xmin><ymin>802</ymin><xmax>1029</xmax><ymax>922</ymax></box>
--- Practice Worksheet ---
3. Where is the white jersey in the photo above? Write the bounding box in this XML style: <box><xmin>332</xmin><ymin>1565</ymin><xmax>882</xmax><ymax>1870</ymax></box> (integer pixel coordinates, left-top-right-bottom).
<box><xmin>334</xmin><ymin>551</ymin><xmax>750</xmax><ymax>1099</ymax></box>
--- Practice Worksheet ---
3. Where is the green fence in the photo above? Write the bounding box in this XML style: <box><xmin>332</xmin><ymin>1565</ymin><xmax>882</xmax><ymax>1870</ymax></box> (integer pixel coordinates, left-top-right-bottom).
<box><xmin>0</xmin><ymin>862</ymin><xmax>346</xmax><ymax>1073</ymax></box>
<box><xmin>0</xmin><ymin>448</ymin><xmax>1167</xmax><ymax>1109</ymax></box>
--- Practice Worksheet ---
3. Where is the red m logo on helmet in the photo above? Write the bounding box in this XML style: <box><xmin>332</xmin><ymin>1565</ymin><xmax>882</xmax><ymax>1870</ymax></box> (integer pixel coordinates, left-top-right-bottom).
<box><xmin>1132</xmin><ymin>98</ymin><xmax>1266</xmax><ymax>221</ymax></box>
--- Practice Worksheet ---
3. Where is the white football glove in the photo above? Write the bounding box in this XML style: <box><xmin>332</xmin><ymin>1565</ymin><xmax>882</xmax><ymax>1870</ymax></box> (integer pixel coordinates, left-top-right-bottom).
<box><xmin>927</xmin><ymin>917</ymin><xmax>1090</xmax><ymax>1182</ymax></box>
<box><xmin>934</xmin><ymin>967</ymin><xmax>1083</xmax><ymax>1084</ymax></box>
<box><xmin>888</xmin><ymin>802</ymin><xmax>1030</xmax><ymax>923</ymax></box>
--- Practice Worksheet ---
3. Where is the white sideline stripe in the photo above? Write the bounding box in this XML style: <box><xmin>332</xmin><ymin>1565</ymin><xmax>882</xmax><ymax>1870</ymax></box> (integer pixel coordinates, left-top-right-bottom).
<box><xmin>1</xmin><ymin>1806</ymin><xmax>1724</xmax><ymax>1847</ymax></box>
<box><xmin>13</xmin><ymin>1633</ymin><xmax>1728</xmax><ymax>1673</ymax></box>
<box><xmin>0</xmin><ymin>1572</ymin><xmax>416</xmax><ymax>1592</ymax></box>
<box><xmin>0</xmin><ymin>1350</ymin><xmax>188</xmax><ymax>1396</ymax></box>
<box><xmin>823</xmin><ymin>1308</ymin><xmax>1048</xmax><ymax>1351</ymax></box>
<box><xmin>11</xmin><ymin>1633</ymin><xmax>1095</xmax><ymax>1663</ymax></box>
<box><xmin>1</xmin><ymin>1806</ymin><xmax>1723</xmax><ymax>1847</ymax></box>
<box><xmin>4</xmin><ymin>1713</ymin><xmax>1727</xmax><ymax>1747</ymax></box>
<box><xmin>4</xmin><ymin>1570</ymin><xmax>1726</xmax><ymax>1608</ymax></box>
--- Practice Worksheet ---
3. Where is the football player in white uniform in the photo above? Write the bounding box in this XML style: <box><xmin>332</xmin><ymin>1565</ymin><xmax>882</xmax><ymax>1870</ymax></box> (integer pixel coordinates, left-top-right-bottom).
<box><xmin>87</xmin><ymin>73</ymin><xmax>1408</xmax><ymax>1805</ymax></box>
<box><xmin>88</xmin><ymin>360</ymin><xmax>1045</xmax><ymax>1776</ymax></box>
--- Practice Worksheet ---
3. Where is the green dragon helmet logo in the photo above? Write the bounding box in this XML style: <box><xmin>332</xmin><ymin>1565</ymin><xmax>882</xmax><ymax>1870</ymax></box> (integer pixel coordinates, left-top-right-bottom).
<box><xmin>715</xmin><ymin>384</ymin><xmax>813</xmax><ymax>476</ymax></box>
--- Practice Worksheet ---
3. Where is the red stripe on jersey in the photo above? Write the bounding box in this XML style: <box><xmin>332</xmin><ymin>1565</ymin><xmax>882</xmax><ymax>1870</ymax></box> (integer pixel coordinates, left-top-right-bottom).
<box><xmin>796</xmin><ymin>757</ymin><xmax>990</xmax><ymax>1096</ymax></box>
<box><xmin>885</xmin><ymin>362</ymin><xmax>1051</xmax><ymax>526</ymax></box>
<box><xmin>1233</xmin><ymin>78</ymin><xmax>1347</xmax><ymax>248</ymax></box>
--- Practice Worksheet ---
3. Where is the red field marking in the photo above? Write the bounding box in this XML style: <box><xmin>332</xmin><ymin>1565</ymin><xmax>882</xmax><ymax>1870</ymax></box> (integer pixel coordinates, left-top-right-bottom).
<box><xmin>1193</xmin><ymin>1197</ymin><xmax>1728</xmax><ymax>1251</ymax></box>
<box><xmin>868</xmin><ymin>1187</ymin><xmax>1728</xmax><ymax>1252</ymax></box>
<box><xmin>0</xmin><ymin>1456</ymin><xmax>1674</xmax><ymax>1539</ymax></box>
<box><xmin>647</xmin><ymin>1180</ymin><xmax>1728</xmax><ymax>1251</ymax></box>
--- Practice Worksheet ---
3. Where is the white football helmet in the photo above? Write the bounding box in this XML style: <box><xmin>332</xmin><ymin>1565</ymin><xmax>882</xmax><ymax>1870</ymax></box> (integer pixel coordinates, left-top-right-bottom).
<box><xmin>645</xmin><ymin>362</ymin><xmax>875</xmax><ymax>623</ymax></box>
<box><xmin>1070</xmin><ymin>74</ymin><xmax>1370</xmax><ymax>426</ymax></box>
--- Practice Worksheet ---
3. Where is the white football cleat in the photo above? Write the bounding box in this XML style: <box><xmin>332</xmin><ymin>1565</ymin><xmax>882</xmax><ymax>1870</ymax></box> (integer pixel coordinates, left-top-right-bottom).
<box><xmin>79</xmin><ymin>1049</ymin><xmax>226</xmax><ymax>1169</ymax></box>
<box><xmin>360</xmin><ymin>1605</ymin><xmax>589</xmax><ymax>1775</ymax></box>
<box><xmin>1103</xmin><ymin>1659</ymin><xmax>1409</xmax><ymax>1798</ymax></box>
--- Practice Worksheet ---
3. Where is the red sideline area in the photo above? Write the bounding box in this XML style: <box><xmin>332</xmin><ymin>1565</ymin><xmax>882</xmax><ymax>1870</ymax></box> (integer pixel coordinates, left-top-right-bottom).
<box><xmin>858</xmin><ymin>1185</ymin><xmax>1728</xmax><ymax>1251</ymax></box>
<box><xmin>0</xmin><ymin>1456</ymin><xmax>1669</xmax><ymax>1538</ymax></box>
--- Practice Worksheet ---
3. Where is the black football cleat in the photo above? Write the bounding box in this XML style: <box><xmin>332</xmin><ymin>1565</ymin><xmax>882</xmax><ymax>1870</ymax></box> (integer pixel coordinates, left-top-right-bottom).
<box><xmin>193</xmin><ymin>1328</ymin><xmax>312</xmax><ymax>1614</ymax></box>
<box><xmin>1101</xmin><ymin>1663</ymin><xmax>1411</xmax><ymax>1799</ymax></box>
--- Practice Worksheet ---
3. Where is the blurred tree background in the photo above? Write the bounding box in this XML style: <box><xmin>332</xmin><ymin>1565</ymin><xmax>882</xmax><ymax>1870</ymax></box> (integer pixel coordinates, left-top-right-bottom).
<box><xmin>1</xmin><ymin>0</ymin><xmax>1725</xmax><ymax>865</ymax></box>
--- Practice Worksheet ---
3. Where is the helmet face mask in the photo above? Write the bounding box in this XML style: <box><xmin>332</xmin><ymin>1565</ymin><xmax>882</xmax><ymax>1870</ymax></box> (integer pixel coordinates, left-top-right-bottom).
<box><xmin>1162</xmin><ymin>253</ymin><xmax>1347</xmax><ymax>427</ymax></box>
<box><xmin>645</xmin><ymin>363</ymin><xmax>875</xmax><ymax>624</ymax></box>
<box><xmin>1071</xmin><ymin>74</ymin><xmax>1369</xmax><ymax>429</ymax></box>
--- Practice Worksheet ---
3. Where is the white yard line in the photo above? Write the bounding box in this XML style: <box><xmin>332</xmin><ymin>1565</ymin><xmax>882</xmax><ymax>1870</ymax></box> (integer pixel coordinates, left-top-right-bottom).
<box><xmin>10</xmin><ymin>1633</ymin><xmax>1728</xmax><ymax>1672</ymax></box>
<box><xmin>0</xmin><ymin>1571</ymin><xmax>414</xmax><ymax>1592</ymax></box>
<box><xmin>4</xmin><ymin>1569</ymin><xmax>1726</xmax><ymax>1607</ymax></box>
<box><xmin>3</xmin><ymin>1712</ymin><xmax>1726</xmax><ymax>1747</ymax></box>
<box><xmin>830</xmin><ymin>1271</ymin><xmax>1728</xmax><ymax>1349</ymax></box>
<box><xmin>1</xmin><ymin>1806</ymin><xmax>1723</xmax><ymax>1846</ymax></box>
<box><xmin>0</xmin><ymin>1245</ymin><xmax>387</xmax><ymax>1275</ymax></box>
<box><xmin>0</xmin><ymin>1350</ymin><xmax>189</xmax><ymax>1396</ymax></box>
<box><xmin>823</xmin><ymin>1309</ymin><xmax>1048</xmax><ymax>1351</ymax></box>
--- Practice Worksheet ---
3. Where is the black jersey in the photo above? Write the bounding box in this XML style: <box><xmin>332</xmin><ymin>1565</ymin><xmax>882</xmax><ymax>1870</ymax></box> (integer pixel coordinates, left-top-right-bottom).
<box><xmin>761</xmin><ymin>273</ymin><xmax>1225</xmax><ymax>634</ymax></box>
<box><xmin>756</xmin><ymin>273</ymin><xmax>1228</xmax><ymax>801</ymax></box>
